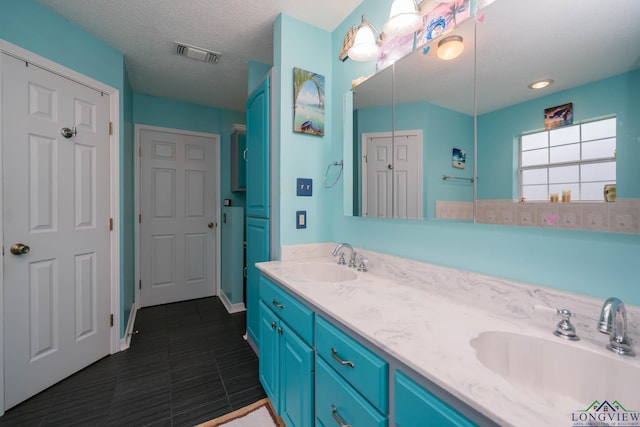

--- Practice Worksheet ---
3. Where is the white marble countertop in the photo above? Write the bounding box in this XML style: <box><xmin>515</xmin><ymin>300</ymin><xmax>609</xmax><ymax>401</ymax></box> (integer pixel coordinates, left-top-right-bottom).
<box><xmin>256</xmin><ymin>243</ymin><xmax>640</xmax><ymax>426</ymax></box>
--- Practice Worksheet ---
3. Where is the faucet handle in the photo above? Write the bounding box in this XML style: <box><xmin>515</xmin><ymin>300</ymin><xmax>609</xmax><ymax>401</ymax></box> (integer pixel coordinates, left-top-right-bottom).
<box><xmin>348</xmin><ymin>252</ymin><xmax>357</xmax><ymax>268</ymax></box>
<box><xmin>357</xmin><ymin>256</ymin><xmax>368</xmax><ymax>272</ymax></box>
<box><xmin>553</xmin><ymin>308</ymin><xmax>580</xmax><ymax>341</ymax></box>
<box><xmin>336</xmin><ymin>251</ymin><xmax>346</xmax><ymax>265</ymax></box>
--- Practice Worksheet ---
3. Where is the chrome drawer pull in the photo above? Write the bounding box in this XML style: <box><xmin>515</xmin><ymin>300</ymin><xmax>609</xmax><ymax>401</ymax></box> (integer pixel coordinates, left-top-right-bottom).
<box><xmin>331</xmin><ymin>348</ymin><xmax>355</xmax><ymax>368</ymax></box>
<box><xmin>271</xmin><ymin>321</ymin><xmax>276</xmax><ymax>330</ymax></box>
<box><xmin>272</xmin><ymin>299</ymin><xmax>285</xmax><ymax>309</ymax></box>
<box><xmin>331</xmin><ymin>405</ymin><xmax>352</xmax><ymax>427</ymax></box>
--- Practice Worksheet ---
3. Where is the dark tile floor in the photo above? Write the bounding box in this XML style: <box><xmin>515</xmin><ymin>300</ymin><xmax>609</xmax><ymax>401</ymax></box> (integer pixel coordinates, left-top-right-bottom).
<box><xmin>0</xmin><ymin>297</ymin><xmax>265</xmax><ymax>427</ymax></box>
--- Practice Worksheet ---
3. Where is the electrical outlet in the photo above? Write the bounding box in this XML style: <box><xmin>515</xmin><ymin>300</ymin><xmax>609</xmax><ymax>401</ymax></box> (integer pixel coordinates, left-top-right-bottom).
<box><xmin>296</xmin><ymin>178</ymin><xmax>312</xmax><ymax>196</ymax></box>
<box><xmin>296</xmin><ymin>210</ymin><xmax>307</xmax><ymax>229</ymax></box>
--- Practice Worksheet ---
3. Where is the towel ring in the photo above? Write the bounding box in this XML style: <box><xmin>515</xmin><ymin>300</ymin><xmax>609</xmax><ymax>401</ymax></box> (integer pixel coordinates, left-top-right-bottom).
<box><xmin>324</xmin><ymin>160</ymin><xmax>344</xmax><ymax>188</ymax></box>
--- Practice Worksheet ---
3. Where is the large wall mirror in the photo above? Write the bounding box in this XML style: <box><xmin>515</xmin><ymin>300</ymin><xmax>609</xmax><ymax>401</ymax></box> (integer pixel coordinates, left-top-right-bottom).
<box><xmin>345</xmin><ymin>0</ymin><xmax>640</xmax><ymax>232</ymax></box>
<box><xmin>476</xmin><ymin>0</ymin><xmax>640</xmax><ymax>232</ymax></box>
<box><xmin>345</xmin><ymin>11</ymin><xmax>476</xmax><ymax>220</ymax></box>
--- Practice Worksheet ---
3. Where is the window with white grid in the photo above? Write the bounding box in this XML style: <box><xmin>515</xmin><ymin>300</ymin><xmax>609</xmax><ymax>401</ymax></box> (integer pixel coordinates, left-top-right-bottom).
<box><xmin>519</xmin><ymin>117</ymin><xmax>616</xmax><ymax>201</ymax></box>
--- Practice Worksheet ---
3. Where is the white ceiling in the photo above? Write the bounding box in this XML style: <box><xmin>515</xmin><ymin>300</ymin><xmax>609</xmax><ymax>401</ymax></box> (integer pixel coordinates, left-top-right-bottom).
<box><xmin>35</xmin><ymin>0</ymin><xmax>363</xmax><ymax>112</ymax></box>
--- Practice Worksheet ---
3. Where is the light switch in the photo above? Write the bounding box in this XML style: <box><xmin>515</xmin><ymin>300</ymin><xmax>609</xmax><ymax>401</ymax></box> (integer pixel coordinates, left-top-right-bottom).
<box><xmin>296</xmin><ymin>210</ymin><xmax>307</xmax><ymax>229</ymax></box>
<box><xmin>296</xmin><ymin>178</ymin><xmax>312</xmax><ymax>196</ymax></box>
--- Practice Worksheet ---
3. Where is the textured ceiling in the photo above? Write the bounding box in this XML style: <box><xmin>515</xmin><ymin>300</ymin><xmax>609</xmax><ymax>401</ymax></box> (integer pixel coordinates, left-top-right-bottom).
<box><xmin>35</xmin><ymin>0</ymin><xmax>363</xmax><ymax>112</ymax></box>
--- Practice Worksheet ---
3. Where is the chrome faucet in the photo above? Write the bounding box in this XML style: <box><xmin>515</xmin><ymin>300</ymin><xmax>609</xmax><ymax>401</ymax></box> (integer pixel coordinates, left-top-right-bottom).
<box><xmin>597</xmin><ymin>297</ymin><xmax>635</xmax><ymax>356</ymax></box>
<box><xmin>332</xmin><ymin>243</ymin><xmax>356</xmax><ymax>268</ymax></box>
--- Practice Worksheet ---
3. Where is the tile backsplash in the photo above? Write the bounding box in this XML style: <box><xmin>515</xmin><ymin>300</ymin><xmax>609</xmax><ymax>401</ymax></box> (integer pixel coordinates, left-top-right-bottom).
<box><xmin>476</xmin><ymin>199</ymin><xmax>640</xmax><ymax>233</ymax></box>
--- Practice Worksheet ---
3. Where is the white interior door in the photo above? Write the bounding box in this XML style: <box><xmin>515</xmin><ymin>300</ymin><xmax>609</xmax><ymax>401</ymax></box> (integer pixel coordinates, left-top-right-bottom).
<box><xmin>140</xmin><ymin>129</ymin><xmax>217</xmax><ymax>307</ymax></box>
<box><xmin>362</xmin><ymin>134</ymin><xmax>393</xmax><ymax>218</ymax></box>
<box><xmin>2</xmin><ymin>53</ymin><xmax>111</xmax><ymax>409</ymax></box>
<box><xmin>393</xmin><ymin>131</ymin><xmax>423</xmax><ymax>219</ymax></box>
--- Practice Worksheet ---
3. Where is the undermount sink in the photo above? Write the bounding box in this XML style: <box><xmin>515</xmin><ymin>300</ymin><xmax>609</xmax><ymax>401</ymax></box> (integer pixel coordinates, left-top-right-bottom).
<box><xmin>285</xmin><ymin>262</ymin><xmax>357</xmax><ymax>283</ymax></box>
<box><xmin>470</xmin><ymin>331</ymin><xmax>639</xmax><ymax>410</ymax></box>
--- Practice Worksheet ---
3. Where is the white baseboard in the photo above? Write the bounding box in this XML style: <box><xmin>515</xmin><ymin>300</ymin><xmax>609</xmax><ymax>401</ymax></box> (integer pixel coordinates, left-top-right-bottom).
<box><xmin>219</xmin><ymin>292</ymin><xmax>246</xmax><ymax>314</ymax></box>
<box><xmin>119</xmin><ymin>303</ymin><xmax>138</xmax><ymax>351</ymax></box>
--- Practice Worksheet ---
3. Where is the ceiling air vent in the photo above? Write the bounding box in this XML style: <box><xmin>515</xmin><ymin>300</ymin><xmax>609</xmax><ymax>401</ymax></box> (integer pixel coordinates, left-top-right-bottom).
<box><xmin>174</xmin><ymin>42</ymin><xmax>220</xmax><ymax>64</ymax></box>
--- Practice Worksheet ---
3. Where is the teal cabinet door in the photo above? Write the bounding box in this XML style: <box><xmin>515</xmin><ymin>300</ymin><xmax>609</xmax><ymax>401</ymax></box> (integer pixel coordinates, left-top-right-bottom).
<box><xmin>246</xmin><ymin>217</ymin><xmax>270</xmax><ymax>347</ymax></box>
<box><xmin>280</xmin><ymin>324</ymin><xmax>314</xmax><ymax>427</ymax></box>
<box><xmin>245</xmin><ymin>75</ymin><xmax>270</xmax><ymax>219</ymax></box>
<box><xmin>258</xmin><ymin>301</ymin><xmax>279</xmax><ymax>409</ymax></box>
<box><xmin>395</xmin><ymin>370</ymin><xmax>476</xmax><ymax>427</ymax></box>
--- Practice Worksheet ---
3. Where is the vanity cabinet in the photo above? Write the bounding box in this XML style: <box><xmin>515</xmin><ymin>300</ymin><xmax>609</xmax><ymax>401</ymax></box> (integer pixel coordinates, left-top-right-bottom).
<box><xmin>257</xmin><ymin>271</ymin><xmax>487</xmax><ymax>427</ymax></box>
<box><xmin>394</xmin><ymin>370</ymin><xmax>475</xmax><ymax>427</ymax></box>
<box><xmin>258</xmin><ymin>276</ymin><xmax>314</xmax><ymax>427</ymax></box>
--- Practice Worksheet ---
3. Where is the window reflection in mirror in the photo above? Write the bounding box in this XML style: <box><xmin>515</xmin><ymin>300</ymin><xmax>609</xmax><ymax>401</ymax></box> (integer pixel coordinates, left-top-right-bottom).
<box><xmin>476</xmin><ymin>0</ymin><xmax>640</xmax><ymax>230</ymax></box>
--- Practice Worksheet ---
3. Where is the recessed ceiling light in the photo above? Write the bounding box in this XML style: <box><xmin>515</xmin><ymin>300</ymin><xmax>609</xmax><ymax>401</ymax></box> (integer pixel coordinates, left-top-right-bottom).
<box><xmin>529</xmin><ymin>79</ymin><xmax>553</xmax><ymax>89</ymax></box>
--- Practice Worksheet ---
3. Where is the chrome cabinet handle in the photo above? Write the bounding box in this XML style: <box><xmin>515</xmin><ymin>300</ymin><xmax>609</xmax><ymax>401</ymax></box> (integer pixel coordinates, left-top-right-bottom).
<box><xmin>277</xmin><ymin>327</ymin><xmax>283</xmax><ymax>335</ymax></box>
<box><xmin>271</xmin><ymin>321</ymin><xmax>276</xmax><ymax>330</ymax></box>
<box><xmin>331</xmin><ymin>348</ymin><xmax>355</xmax><ymax>368</ymax></box>
<box><xmin>272</xmin><ymin>299</ymin><xmax>285</xmax><ymax>309</ymax></box>
<box><xmin>331</xmin><ymin>405</ymin><xmax>351</xmax><ymax>427</ymax></box>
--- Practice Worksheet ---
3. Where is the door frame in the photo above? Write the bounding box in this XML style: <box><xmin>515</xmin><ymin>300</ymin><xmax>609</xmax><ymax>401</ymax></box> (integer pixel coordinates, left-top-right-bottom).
<box><xmin>134</xmin><ymin>124</ymin><xmax>221</xmax><ymax>309</ymax></box>
<box><xmin>0</xmin><ymin>40</ymin><xmax>121</xmax><ymax>416</ymax></box>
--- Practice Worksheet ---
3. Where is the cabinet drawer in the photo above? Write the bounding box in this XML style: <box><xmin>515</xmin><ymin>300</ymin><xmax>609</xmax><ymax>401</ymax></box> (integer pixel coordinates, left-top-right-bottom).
<box><xmin>316</xmin><ymin>316</ymin><xmax>388</xmax><ymax>413</ymax></box>
<box><xmin>395</xmin><ymin>370</ymin><xmax>476</xmax><ymax>427</ymax></box>
<box><xmin>260</xmin><ymin>275</ymin><xmax>314</xmax><ymax>345</ymax></box>
<box><xmin>316</xmin><ymin>358</ymin><xmax>387</xmax><ymax>427</ymax></box>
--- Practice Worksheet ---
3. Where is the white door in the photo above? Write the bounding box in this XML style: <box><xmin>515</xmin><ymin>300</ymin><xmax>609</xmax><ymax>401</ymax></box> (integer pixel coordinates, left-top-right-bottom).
<box><xmin>140</xmin><ymin>129</ymin><xmax>217</xmax><ymax>307</ymax></box>
<box><xmin>362</xmin><ymin>134</ymin><xmax>393</xmax><ymax>218</ymax></box>
<box><xmin>362</xmin><ymin>131</ymin><xmax>423</xmax><ymax>219</ymax></box>
<box><xmin>393</xmin><ymin>131</ymin><xmax>423</xmax><ymax>220</ymax></box>
<box><xmin>2</xmin><ymin>53</ymin><xmax>111</xmax><ymax>409</ymax></box>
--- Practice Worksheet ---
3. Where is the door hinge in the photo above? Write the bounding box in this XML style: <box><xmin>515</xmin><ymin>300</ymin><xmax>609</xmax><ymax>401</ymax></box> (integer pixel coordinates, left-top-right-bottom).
<box><xmin>139</xmin><ymin>214</ymin><xmax>142</xmax><ymax>223</ymax></box>
<box><xmin>110</xmin><ymin>314</ymin><xmax>114</xmax><ymax>327</ymax></box>
<box><xmin>109</xmin><ymin>218</ymin><xmax>113</xmax><ymax>231</ymax></box>
<box><xmin>139</xmin><ymin>280</ymin><xmax>142</xmax><ymax>290</ymax></box>
<box><xmin>109</xmin><ymin>122</ymin><xmax>113</xmax><ymax>135</ymax></box>
<box><xmin>139</xmin><ymin>146</ymin><xmax>142</xmax><ymax>157</ymax></box>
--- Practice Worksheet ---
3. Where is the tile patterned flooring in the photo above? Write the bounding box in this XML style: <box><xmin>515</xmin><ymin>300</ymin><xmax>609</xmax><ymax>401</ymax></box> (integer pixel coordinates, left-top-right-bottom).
<box><xmin>0</xmin><ymin>297</ymin><xmax>265</xmax><ymax>426</ymax></box>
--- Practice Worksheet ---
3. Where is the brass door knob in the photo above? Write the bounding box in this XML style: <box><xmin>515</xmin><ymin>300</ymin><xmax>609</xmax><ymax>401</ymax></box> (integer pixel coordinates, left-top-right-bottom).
<box><xmin>10</xmin><ymin>243</ymin><xmax>30</xmax><ymax>255</ymax></box>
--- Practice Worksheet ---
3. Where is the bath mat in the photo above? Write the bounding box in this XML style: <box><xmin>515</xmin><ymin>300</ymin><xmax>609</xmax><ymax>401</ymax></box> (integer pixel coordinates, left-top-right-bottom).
<box><xmin>196</xmin><ymin>398</ymin><xmax>284</xmax><ymax>427</ymax></box>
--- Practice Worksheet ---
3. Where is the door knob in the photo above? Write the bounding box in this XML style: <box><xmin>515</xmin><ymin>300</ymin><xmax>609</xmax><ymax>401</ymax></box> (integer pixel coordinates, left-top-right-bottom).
<box><xmin>60</xmin><ymin>126</ymin><xmax>77</xmax><ymax>138</ymax></box>
<box><xmin>10</xmin><ymin>243</ymin><xmax>30</xmax><ymax>255</ymax></box>
<box><xmin>208</xmin><ymin>222</ymin><xmax>215</xmax><ymax>229</ymax></box>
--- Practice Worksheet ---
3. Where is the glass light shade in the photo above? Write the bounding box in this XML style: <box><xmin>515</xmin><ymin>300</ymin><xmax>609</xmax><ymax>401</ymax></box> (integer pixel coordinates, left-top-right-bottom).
<box><xmin>384</xmin><ymin>0</ymin><xmax>421</xmax><ymax>37</ymax></box>
<box><xmin>348</xmin><ymin>18</ymin><xmax>380</xmax><ymax>61</ymax></box>
<box><xmin>437</xmin><ymin>35</ymin><xmax>464</xmax><ymax>60</ymax></box>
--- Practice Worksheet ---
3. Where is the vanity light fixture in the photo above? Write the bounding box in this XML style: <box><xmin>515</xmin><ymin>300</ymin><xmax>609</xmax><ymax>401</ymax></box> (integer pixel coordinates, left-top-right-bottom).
<box><xmin>348</xmin><ymin>15</ymin><xmax>382</xmax><ymax>62</ymax></box>
<box><xmin>384</xmin><ymin>0</ymin><xmax>422</xmax><ymax>38</ymax></box>
<box><xmin>436</xmin><ymin>35</ymin><xmax>464</xmax><ymax>60</ymax></box>
<box><xmin>528</xmin><ymin>79</ymin><xmax>554</xmax><ymax>89</ymax></box>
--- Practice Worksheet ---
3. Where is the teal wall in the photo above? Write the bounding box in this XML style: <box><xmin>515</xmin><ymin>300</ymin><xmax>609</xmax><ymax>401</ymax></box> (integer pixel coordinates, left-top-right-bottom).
<box><xmin>0</xmin><ymin>0</ymin><xmax>134</xmax><ymax>337</ymax></box>
<box><xmin>274</xmin><ymin>15</ymin><xmax>333</xmax><ymax>247</ymax></box>
<box><xmin>315</xmin><ymin>0</ymin><xmax>640</xmax><ymax>306</ymax></box>
<box><xmin>477</xmin><ymin>70</ymin><xmax>640</xmax><ymax>200</ymax></box>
